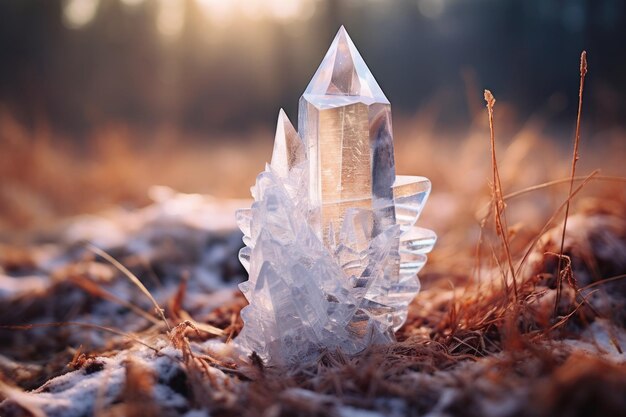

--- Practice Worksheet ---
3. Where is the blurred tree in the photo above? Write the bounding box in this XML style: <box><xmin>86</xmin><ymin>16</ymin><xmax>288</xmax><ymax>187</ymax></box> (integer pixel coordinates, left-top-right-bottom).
<box><xmin>0</xmin><ymin>0</ymin><xmax>624</xmax><ymax>137</ymax></box>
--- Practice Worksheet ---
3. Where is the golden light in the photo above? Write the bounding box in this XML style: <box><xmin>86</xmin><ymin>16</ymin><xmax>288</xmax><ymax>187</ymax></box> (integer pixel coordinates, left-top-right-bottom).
<box><xmin>239</xmin><ymin>0</ymin><xmax>265</xmax><ymax>21</ymax></box>
<box><xmin>157</xmin><ymin>0</ymin><xmax>186</xmax><ymax>39</ymax></box>
<box><xmin>62</xmin><ymin>0</ymin><xmax>100</xmax><ymax>29</ymax></box>
<box><xmin>196</xmin><ymin>0</ymin><xmax>315</xmax><ymax>24</ymax></box>
<box><xmin>196</xmin><ymin>0</ymin><xmax>235</xmax><ymax>25</ymax></box>
<box><xmin>65</xmin><ymin>0</ymin><xmax>317</xmax><ymax>35</ymax></box>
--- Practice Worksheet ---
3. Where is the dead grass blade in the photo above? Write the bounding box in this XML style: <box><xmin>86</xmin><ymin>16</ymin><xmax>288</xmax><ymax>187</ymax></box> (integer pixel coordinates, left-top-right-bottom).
<box><xmin>485</xmin><ymin>89</ymin><xmax>518</xmax><ymax>300</ymax></box>
<box><xmin>581</xmin><ymin>274</ymin><xmax>626</xmax><ymax>290</ymax></box>
<box><xmin>555</xmin><ymin>51</ymin><xmax>588</xmax><ymax>315</ymax></box>
<box><xmin>68</xmin><ymin>274</ymin><xmax>161</xmax><ymax>326</ymax></box>
<box><xmin>87</xmin><ymin>243</ymin><xmax>171</xmax><ymax>331</ymax></box>
<box><xmin>502</xmin><ymin>175</ymin><xmax>626</xmax><ymax>201</ymax></box>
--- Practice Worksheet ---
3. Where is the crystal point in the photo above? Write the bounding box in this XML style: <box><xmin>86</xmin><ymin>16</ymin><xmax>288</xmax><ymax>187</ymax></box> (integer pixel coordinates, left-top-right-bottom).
<box><xmin>270</xmin><ymin>109</ymin><xmax>304</xmax><ymax>178</ymax></box>
<box><xmin>304</xmin><ymin>26</ymin><xmax>388</xmax><ymax>104</ymax></box>
<box><xmin>235</xmin><ymin>27</ymin><xmax>436</xmax><ymax>365</ymax></box>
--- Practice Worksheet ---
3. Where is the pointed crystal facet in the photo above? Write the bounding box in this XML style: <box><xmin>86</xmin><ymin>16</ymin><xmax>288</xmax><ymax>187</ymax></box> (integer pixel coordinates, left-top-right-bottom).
<box><xmin>304</xmin><ymin>26</ymin><xmax>388</xmax><ymax>105</ymax></box>
<box><xmin>235</xmin><ymin>27</ymin><xmax>436</xmax><ymax>365</ymax></box>
<box><xmin>270</xmin><ymin>109</ymin><xmax>305</xmax><ymax>178</ymax></box>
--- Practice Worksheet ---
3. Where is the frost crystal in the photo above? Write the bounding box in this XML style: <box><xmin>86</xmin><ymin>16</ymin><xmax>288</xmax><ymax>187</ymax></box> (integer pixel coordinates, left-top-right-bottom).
<box><xmin>235</xmin><ymin>27</ymin><xmax>436</xmax><ymax>365</ymax></box>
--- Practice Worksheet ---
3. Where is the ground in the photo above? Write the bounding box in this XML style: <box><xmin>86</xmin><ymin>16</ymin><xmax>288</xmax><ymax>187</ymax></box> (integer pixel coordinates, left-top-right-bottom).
<box><xmin>0</xmin><ymin>106</ymin><xmax>625</xmax><ymax>416</ymax></box>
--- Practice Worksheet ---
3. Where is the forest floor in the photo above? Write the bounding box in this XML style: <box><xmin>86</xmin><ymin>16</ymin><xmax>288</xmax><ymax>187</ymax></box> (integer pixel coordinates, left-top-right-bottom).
<box><xmin>0</xmin><ymin>83</ymin><xmax>626</xmax><ymax>416</ymax></box>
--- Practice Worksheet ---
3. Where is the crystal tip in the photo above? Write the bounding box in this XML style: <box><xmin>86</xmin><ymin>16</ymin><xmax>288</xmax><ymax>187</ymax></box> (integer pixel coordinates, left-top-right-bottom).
<box><xmin>303</xmin><ymin>26</ymin><xmax>388</xmax><ymax>103</ymax></box>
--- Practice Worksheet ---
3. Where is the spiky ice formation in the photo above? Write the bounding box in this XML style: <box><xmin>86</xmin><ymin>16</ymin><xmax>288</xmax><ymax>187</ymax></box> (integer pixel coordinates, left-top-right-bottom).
<box><xmin>235</xmin><ymin>27</ymin><xmax>436</xmax><ymax>365</ymax></box>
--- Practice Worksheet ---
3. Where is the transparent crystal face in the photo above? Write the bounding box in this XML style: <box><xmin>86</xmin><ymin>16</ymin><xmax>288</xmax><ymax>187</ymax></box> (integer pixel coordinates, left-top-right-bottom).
<box><xmin>235</xmin><ymin>27</ymin><xmax>436</xmax><ymax>365</ymax></box>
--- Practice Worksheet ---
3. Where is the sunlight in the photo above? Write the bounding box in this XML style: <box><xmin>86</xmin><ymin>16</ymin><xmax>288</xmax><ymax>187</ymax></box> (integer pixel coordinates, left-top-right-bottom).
<box><xmin>62</xmin><ymin>0</ymin><xmax>100</xmax><ymax>29</ymax></box>
<box><xmin>196</xmin><ymin>0</ymin><xmax>236</xmax><ymax>24</ymax></box>
<box><xmin>157</xmin><ymin>0</ymin><xmax>186</xmax><ymax>39</ymax></box>
<box><xmin>239</xmin><ymin>0</ymin><xmax>266</xmax><ymax>21</ymax></box>
<box><xmin>193</xmin><ymin>0</ymin><xmax>315</xmax><ymax>24</ymax></box>
<box><xmin>65</xmin><ymin>0</ymin><xmax>317</xmax><ymax>34</ymax></box>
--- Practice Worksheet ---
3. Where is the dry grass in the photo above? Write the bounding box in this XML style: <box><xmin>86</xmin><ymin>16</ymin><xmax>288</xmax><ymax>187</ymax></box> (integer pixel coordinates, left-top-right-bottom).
<box><xmin>0</xmin><ymin>54</ymin><xmax>626</xmax><ymax>416</ymax></box>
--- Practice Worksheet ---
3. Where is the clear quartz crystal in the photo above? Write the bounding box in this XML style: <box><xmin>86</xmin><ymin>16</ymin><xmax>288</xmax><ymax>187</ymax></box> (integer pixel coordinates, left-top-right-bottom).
<box><xmin>299</xmin><ymin>27</ymin><xmax>395</xmax><ymax>244</ymax></box>
<box><xmin>235</xmin><ymin>27</ymin><xmax>436</xmax><ymax>365</ymax></box>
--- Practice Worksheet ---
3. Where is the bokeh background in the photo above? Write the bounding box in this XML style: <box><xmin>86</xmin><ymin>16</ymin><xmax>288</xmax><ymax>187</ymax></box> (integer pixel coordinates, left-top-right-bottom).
<box><xmin>0</xmin><ymin>0</ymin><xmax>625</xmax><ymax>234</ymax></box>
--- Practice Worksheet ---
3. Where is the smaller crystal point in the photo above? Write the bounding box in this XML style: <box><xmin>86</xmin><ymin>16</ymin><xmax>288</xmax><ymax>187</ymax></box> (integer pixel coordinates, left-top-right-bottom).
<box><xmin>270</xmin><ymin>109</ymin><xmax>305</xmax><ymax>178</ymax></box>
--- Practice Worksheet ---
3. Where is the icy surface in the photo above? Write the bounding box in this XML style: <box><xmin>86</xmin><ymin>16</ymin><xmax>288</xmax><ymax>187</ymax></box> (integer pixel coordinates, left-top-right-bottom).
<box><xmin>235</xmin><ymin>27</ymin><xmax>436</xmax><ymax>365</ymax></box>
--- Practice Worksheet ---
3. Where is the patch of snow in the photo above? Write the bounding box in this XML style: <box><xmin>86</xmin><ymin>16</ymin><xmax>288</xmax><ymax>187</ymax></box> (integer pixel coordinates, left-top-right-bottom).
<box><xmin>0</xmin><ymin>274</ymin><xmax>47</xmax><ymax>297</ymax></box>
<box><xmin>0</xmin><ymin>341</ymin><xmax>191</xmax><ymax>417</ymax></box>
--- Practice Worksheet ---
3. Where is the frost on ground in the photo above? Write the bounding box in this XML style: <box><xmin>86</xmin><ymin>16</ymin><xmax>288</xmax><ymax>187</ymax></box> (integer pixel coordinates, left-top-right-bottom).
<box><xmin>0</xmin><ymin>187</ymin><xmax>625</xmax><ymax>417</ymax></box>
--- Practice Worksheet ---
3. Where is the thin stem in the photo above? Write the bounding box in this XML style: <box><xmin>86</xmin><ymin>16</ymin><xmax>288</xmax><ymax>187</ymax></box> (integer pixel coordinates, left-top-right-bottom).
<box><xmin>88</xmin><ymin>243</ymin><xmax>172</xmax><ymax>331</ymax></box>
<box><xmin>484</xmin><ymin>89</ymin><xmax>518</xmax><ymax>301</ymax></box>
<box><xmin>555</xmin><ymin>51</ymin><xmax>588</xmax><ymax>315</ymax></box>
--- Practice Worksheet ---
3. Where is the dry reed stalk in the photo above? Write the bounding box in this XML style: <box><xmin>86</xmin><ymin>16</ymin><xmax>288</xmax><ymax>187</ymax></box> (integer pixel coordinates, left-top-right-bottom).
<box><xmin>484</xmin><ymin>89</ymin><xmax>518</xmax><ymax>300</ymax></box>
<box><xmin>555</xmin><ymin>51</ymin><xmax>588</xmax><ymax>315</ymax></box>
